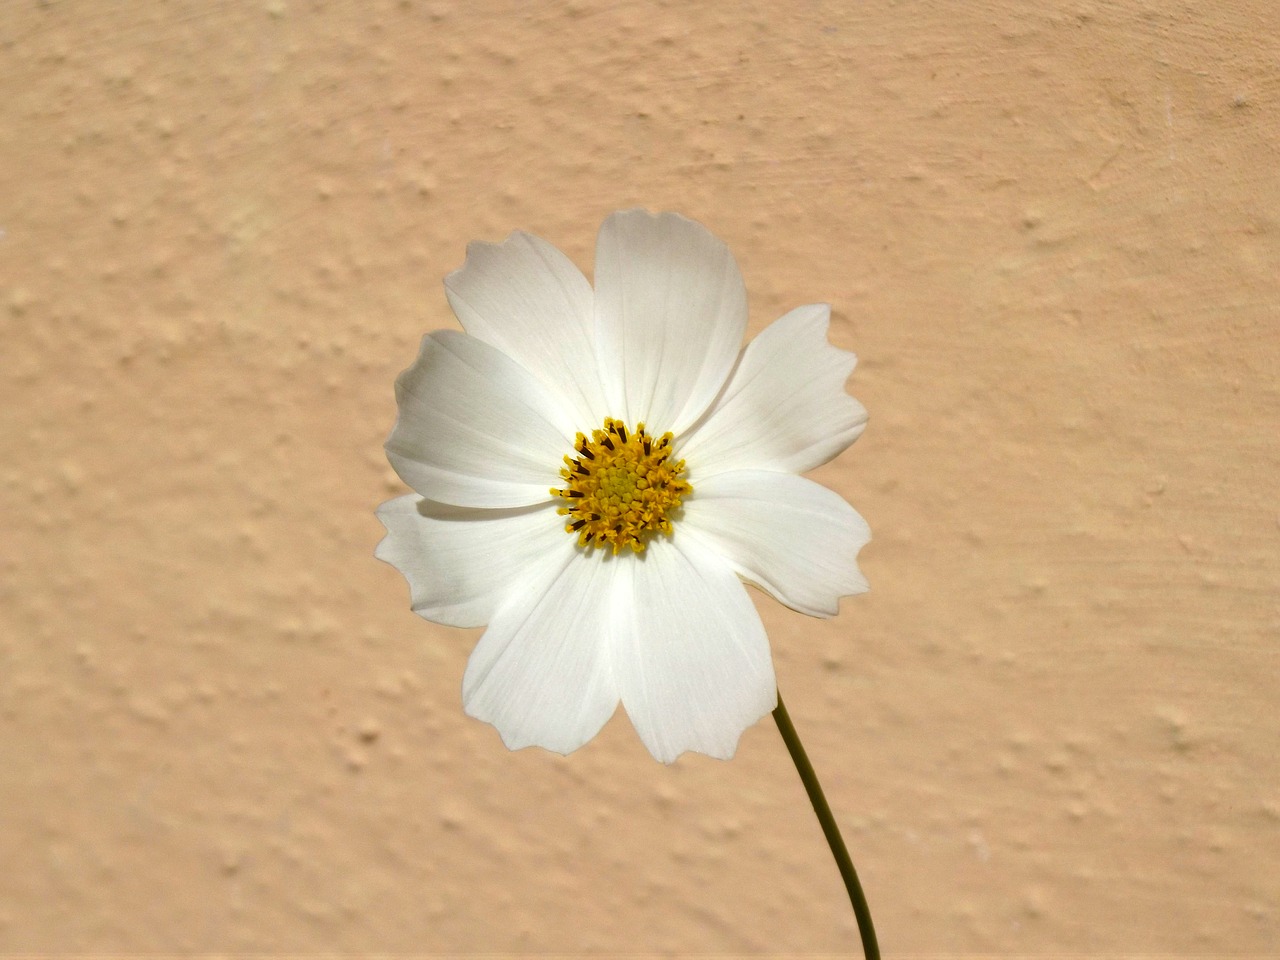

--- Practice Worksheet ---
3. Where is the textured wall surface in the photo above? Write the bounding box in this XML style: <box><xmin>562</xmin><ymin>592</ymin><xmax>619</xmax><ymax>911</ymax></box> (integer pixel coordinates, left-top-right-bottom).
<box><xmin>2</xmin><ymin>1</ymin><xmax>1278</xmax><ymax>955</ymax></box>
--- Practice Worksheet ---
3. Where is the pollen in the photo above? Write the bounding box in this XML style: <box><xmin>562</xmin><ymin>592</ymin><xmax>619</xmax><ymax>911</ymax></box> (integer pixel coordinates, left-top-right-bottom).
<box><xmin>552</xmin><ymin>418</ymin><xmax>692</xmax><ymax>554</ymax></box>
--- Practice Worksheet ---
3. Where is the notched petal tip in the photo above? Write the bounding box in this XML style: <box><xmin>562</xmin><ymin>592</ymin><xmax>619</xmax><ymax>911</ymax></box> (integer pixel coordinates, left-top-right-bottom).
<box><xmin>478</xmin><ymin>701</ymin><xmax>622</xmax><ymax>758</ymax></box>
<box><xmin>444</xmin><ymin>230</ymin><xmax>537</xmax><ymax>287</ymax></box>
<box><xmin>804</xmin><ymin>307</ymin><xmax>868</xmax><ymax>425</ymax></box>
<box><xmin>801</xmin><ymin>301</ymin><xmax>863</xmax><ymax>374</ymax></box>
<box><xmin>649</xmin><ymin>708</ymin><xmax>769</xmax><ymax>764</ymax></box>
<box><xmin>603</xmin><ymin>207</ymin><xmax>707</xmax><ymax>230</ymax></box>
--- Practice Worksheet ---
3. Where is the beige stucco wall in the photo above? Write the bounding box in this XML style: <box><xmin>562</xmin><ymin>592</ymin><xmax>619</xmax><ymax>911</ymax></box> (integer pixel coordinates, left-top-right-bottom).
<box><xmin>3</xmin><ymin>1</ymin><xmax>1277</xmax><ymax>955</ymax></box>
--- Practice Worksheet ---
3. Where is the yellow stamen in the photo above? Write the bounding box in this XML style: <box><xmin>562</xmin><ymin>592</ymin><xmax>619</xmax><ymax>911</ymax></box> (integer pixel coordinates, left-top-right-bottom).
<box><xmin>551</xmin><ymin>418</ymin><xmax>691</xmax><ymax>554</ymax></box>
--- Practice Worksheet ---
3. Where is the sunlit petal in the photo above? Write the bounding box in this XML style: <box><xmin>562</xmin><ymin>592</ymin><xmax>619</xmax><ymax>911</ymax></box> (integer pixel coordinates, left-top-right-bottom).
<box><xmin>612</xmin><ymin>537</ymin><xmax>776</xmax><ymax>763</ymax></box>
<box><xmin>681</xmin><ymin>470</ymin><xmax>870</xmax><ymax>618</ymax></box>
<box><xmin>386</xmin><ymin>330</ymin><xmax>572</xmax><ymax>508</ymax></box>
<box><xmin>679</xmin><ymin>304</ymin><xmax>867</xmax><ymax>477</ymax></box>
<box><xmin>375</xmin><ymin>496</ymin><xmax>566</xmax><ymax>628</ymax></box>
<box><xmin>463</xmin><ymin>547</ymin><xmax>620</xmax><ymax>755</ymax></box>
<box><xmin>445</xmin><ymin>231</ymin><xmax>607</xmax><ymax>428</ymax></box>
<box><xmin>594</xmin><ymin>210</ymin><xmax>747</xmax><ymax>435</ymax></box>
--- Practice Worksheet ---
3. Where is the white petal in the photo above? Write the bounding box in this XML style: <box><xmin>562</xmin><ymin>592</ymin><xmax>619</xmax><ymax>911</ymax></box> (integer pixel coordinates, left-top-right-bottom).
<box><xmin>445</xmin><ymin>231</ymin><xmax>607</xmax><ymax>429</ymax></box>
<box><xmin>385</xmin><ymin>330</ymin><xmax>574</xmax><ymax>508</ymax></box>
<box><xmin>594</xmin><ymin>210</ymin><xmax>748</xmax><ymax>435</ymax></box>
<box><xmin>374</xmin><ymin>496</ymin><xmax>567</xmax><ymax>628</ymax></box>
<box><xmin>612</xmin><ymin>537</ymin><xmax>776</xmax><ymax>763</ymax></box>
<box><xmin>680</xmin><ymin>471</ymin><xmax>870</xmax><ymax>618</ymax></box>
<box><xmin>462</xmin><ymin>547</ymin><xmax>620</xmax><ymax>755</ymax></box>
<box><xmin>678</xmin><ymin>304</ymin><xmax>867</xmax><ymax>477</ymax></box>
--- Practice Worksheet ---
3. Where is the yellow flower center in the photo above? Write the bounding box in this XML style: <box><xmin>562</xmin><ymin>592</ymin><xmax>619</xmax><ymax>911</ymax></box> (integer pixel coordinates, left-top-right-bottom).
<box><xmin>552</xmin><ymin>418</ymin><xmax>692</xmax><ymax>554</ymax></box>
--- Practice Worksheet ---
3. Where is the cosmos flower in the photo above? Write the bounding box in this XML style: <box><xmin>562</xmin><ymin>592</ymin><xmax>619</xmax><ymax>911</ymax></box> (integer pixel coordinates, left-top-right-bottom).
<box><xmin>376</xmin><ymin>210</ymin><xmax>870</xmax><ymax>763</ymax></box>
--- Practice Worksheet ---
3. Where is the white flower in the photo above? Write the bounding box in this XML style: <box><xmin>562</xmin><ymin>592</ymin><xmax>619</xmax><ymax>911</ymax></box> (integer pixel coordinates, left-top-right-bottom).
<box><xmin>376</xmin><ymin>210</ymin><xmax>870</xmax><ymax>763</ymax></box>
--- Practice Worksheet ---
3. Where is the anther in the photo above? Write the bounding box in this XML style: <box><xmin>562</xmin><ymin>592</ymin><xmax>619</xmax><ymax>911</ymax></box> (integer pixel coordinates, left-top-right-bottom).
<box><xmin>551</xmin><ymin>419</ymin><xmax>691</xmax><ymax>554</ymax></box>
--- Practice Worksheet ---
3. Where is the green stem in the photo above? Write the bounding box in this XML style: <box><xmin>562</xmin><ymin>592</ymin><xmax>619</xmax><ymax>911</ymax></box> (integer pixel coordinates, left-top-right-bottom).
<box><xmin>773</xmin><ymin>690</ymin><xmax>880</xmax><ymax>960</ymax></box>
